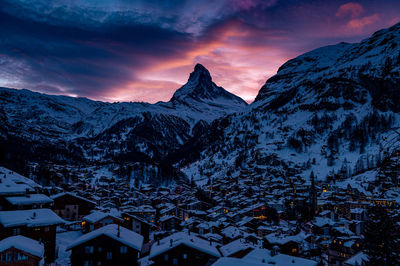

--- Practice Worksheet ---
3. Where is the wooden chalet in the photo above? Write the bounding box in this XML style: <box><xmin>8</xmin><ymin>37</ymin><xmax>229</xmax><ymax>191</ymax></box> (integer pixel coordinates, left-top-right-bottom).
<box><xmin>67</xmin><ymin>224</ymin><xmax>143</xmax><ymax>266</ymax></box>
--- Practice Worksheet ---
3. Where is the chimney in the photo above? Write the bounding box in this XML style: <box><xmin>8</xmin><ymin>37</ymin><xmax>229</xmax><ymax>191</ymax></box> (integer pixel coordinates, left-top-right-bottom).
<box><xmin>170</xmin><ymin>239</ymin><xmax>173</xmax><ymax>247</ymax></box>
<box><xmin>32</xmin><ymin>212</ymin><xmax>37</xmax><ymax>219</ymax></box>
<box><xmin>157</xmin><ymin>239</ymin><xmax>160</xmax><ymax>245</ymax></box>
<box><xmin>117</xmin><ymin>224</ymin><xmax>120</xmax><ymax>237</ymax></box>
<box><xmin>209</xmin><ymin>239</ymin><xmax>212</xmax><ymax>246</ymax></box>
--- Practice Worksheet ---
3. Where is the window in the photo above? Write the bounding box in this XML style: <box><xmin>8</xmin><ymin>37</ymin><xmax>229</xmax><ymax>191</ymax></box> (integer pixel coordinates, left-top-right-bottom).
<box><xmin>106</xmin><ymin>252</ymin><xmax>112</xmax><ymax>260</ymax></box>
<box><xmin>173</xmin><ymin>258</ymin><xmax>178</xmax><ymax>265</ymax></box>
<box><xmin>12</xmin><ymin>228</ymin><xmax>20</xmax><ymax>235</ymax></box>
<box><xmin>98</xmin><ymin>247</ymin><xmax>102</xmax><ymax>252</ymax></box>
<box><xmin>84</xmin><ymin>260</ymin><xmax>92</xmax><ymax>266</ymax></box>
<box><xmin>16</xmin><ymin>253</ymin><xmax>28</xmax><ymax>261</ymax></box>
<box><xmin>164</xmin><ymin>254</ymin><xmax>168</xmax><ymax>261</ymax></box>
<box><xmin>120</xmin><ymin>246</ymin><xmax>127</xmax><ymax>254</ymax></box>
<box><xmin>183</xmin><ymin>253</ymin><xmax>187</xmax><ymax>259</ymax></box>
<box><xmin>6</xmin><ymin>252</ymin><xmax>12</xmax><ymax>262</ymax></box>
<box><xmin>85</xmin><ymin>246</ymin><xmax>94</xmax><ymax>254</ymax></box>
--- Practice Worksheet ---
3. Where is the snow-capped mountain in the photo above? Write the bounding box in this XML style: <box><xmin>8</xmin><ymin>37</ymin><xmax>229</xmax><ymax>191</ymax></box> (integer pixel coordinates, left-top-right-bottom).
<box><xmin>178</xmin><ymin>22</ymin><xmax>400</xmax><ymax>187</ymax></box>
<box><xmin>0</xmin><ymin>64</ymin><xmax>247</xmax><ymax>165</ymax></box>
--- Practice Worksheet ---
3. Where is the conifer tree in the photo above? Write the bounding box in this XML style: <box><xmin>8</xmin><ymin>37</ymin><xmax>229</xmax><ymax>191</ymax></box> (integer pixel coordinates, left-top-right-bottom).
<box><xmin>363</xmin><ymin>206</ymin><xmax>400</xmax><ymax>265</ymax></box>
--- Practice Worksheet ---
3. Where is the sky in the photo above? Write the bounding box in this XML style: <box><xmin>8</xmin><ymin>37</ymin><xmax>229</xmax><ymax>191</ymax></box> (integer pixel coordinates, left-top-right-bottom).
<box><xmin>0</xmin><ymin>0</ymin><xmax>400</xmax><ymax>103</ymax></box>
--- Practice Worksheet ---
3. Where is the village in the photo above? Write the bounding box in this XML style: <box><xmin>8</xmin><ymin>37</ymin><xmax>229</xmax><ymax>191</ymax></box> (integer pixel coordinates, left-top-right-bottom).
<box><xmin>0</xmin><ymin>163</ymin><xmax>398</xmax><ymax>266</ymax></box>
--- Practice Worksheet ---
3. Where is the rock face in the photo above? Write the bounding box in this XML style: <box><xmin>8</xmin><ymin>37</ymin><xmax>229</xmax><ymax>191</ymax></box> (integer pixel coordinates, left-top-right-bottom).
<box><xmin>177</xmin><ymin>22</ymin><xmax>400</xmax><ymax>185</ymax></box>
<box><xmin>171</xmin><ymin>64</ymin><xmax>247</xmax><ymax>105</ymax></box>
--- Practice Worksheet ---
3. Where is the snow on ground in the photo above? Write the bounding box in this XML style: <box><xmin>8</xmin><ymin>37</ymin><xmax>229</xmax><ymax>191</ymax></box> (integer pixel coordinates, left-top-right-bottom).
<box><xmin>56</xmin><ymin>230</ymin><xmax>83</xmax><ymax>265</ymax></box>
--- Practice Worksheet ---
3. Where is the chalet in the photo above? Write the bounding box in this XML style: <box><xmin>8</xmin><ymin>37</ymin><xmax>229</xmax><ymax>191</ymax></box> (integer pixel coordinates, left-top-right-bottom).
<box><xmin>67</xmin><ymin>224</ymin><xmax>143</xmax><ymax>266</ymax></box>
<box><xmin>149</xmin><ymin>231</ymin><xmax>221</xmax><ymax>265</ymax></box>
<box><xmin>0</xmin><ymin>209</ymin><xmax>64</xmax><ymax>263</ymax></box>
<box><xmin>0</xmin><ymin>235</ymin><xmax>44</xmax><ymax>266</ymax></box>
<box><xmin>122</xmin><ymin>213</ymin><xmax>153</xmax><ymax>243</ymax></box>
<box><xmin>328</xmin><ymin>237</ymin><xmax>362</xmax><ymax>266</ymax></box>
<box><xmin>264</xmin><ymin>231</ymin><xmax>310</xmax><ymax>256</ymax></box>
<box><xmin>128</xmin><ymin>205</ymin><xmax>156</xmax><ymax>224</ymax></box>
<box><xmin>82</xmin><ymin>211</ymin><xmax>123</xmax><ymax>233</ymax></box>
<box><xmin>51</xmin><ymin>192</ymin><xmax>96</xmax><ymax>221</ymax></box>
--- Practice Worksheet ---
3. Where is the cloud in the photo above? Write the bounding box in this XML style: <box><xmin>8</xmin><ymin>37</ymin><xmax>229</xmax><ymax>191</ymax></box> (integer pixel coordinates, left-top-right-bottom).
<box><xmin>1</xmin><ymin>0</ymin><xmax>400</xmax><ymax>103</ymax></box>
<box><xmin>336</xmin><ymin>2</ymin><xmax>364</xmax><ymax>18</ymax></box>
<box><xmin>346</xmin><ymin>14</ymin><xmax>380</xmax><ymax>32</ymax></box>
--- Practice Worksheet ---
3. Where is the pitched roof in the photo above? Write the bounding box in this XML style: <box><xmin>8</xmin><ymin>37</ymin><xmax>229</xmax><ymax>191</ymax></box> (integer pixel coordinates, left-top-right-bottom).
<box><xmin>83</xmin><ymin>211</ymin><xmax>121</xmax><ymax>223</ymax></box>
<box><xmin>50</xmin><ymin>192</ymin><xmax>96</xmax><ymax>205</ymax></box>
<box><xmin>67</xmin><ymin>224</ymin><xmax>143</xmax><ymax>251</ymax></box>
<box><xmin>149</xmin><ymin>231</ymin><xmax>221</xmax><ymax>259</ymax></box>
<box><xmin>0</xmin><ymin>235</ymin><xmax>44</xmax><ymax>258</ymax></box>
<box><xmin>5</xmin><ymin>194</ymin><xmax>53</xmax><ymax>206</ymax></box>
<box><xmin>243</xmin><ymin>248</ymin><xmax>318</xmax><ymax>266</ymax></box>
<box><xmin>0</xmin><ymin>209</ymin><xmax>65</xmax><ymax>227</ymax></box>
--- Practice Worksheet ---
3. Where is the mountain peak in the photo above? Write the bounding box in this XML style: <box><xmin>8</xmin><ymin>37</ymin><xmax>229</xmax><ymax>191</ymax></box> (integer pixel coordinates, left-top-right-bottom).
<box><xmin>193</xmin><ymin>63</ymin><xmax>209</xmax><ymax>73</ymax></box>
<box><xmin>170</xmin><ymin>64</ymin><xmax>247</xmax><ymax>106</ymax></box>
<box><xmin>188</xmin><ymin>63</ymin><xmax>212</xmax><ymax>85</ymax></box>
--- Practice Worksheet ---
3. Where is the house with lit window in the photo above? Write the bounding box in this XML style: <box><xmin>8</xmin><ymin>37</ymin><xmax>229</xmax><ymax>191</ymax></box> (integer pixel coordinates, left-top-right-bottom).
<box><xmin>0</xmin><ymin>235</ymin><xmax>44</xmax><ymax>266</ymax></box>
<box><xmin>328</xmin><ymin>237</ymin><xmax>362</xmax><ymax>266</ymax></box>
<box><xmin>82</xmin><ymin>211</ymin><xmax>122</xmax><ymax>233</ymax></box>
<box><xmin>67</xmin><ymin>224</ymin><xmax>143</xmax><ymax>266</ymax></box>
<box><xmin>121</xmin><ymin>212</ymin><xmax>154</xmax><ymax>243</ymax></box>
<box><xmin>264</xmin><ymin>231</ymin><xmax>310</xmax><ymax>256</ymax></box>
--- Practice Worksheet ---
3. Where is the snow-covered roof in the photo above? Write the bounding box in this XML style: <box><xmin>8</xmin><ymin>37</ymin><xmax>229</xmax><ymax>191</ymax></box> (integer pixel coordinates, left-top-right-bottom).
<box><xmin>243</xmin><ymin>248</ymin><xmax>318</xmax><ymax>266</ymax></box>
<box><xmin>221</xmin><ymin>226</ymin><xmax>243</xmax><ymax>239</ymax></box>
<box><xmin>83</xmin><ymin>210</ymin><xmax>121</xmax><ymax>223</ymax></box>
<box><xmin>212</xmin><ymin>257</ymin><xmax>265</xmax><ymax>266</ymax></box>
<box><xmin>333</xmin><ymin>226</ymin><xmax>354</xmax><ymax>236</ymax></box>
<box><xmin>0</xmin><ymin>209</ymin><xmax>65</xmax><ymax>227</ymax></box>
<box><xmin>0</xmin><ymin>167</ymin><xmax>38</xmax><ymax>196</ymax></box>
<box><xmin>344</xmin><ymin>252</ymin><xmax>368</xmax><ymax>266</ymax></box>
<box><xmin>5</xmin><ymin>194</ymin><xmax>53</xmax><ymax>206</ymax></box>
<box><xmin>0</xmin><ymin>235</ymin><xmax>44</xmax><ymax>258</ymax></box>
<box><xmin>0</xmin><ymin>167</ymin><xmax>41</xmax><ymax>188</ymax></box>
<box><xmin>265</xmin><ymin>231</ymin><xmax>309</xmax><ymax>245</ymax></box>
<box><xmin>160</xmin><ymin>215</ymin><xmax>179</xmax><ymax>222</ymax></box>
<box><xmin>67</xmin><ymin>224</ymin><xmax>143</xmax><ymax>251</ymax></box>
<box><xmin>219</xmin><ymin>238</ymin><xmax>254</xmax><ymax>257</ymax></box>
<box><xmin>149</xmin><ymin>231</ymin><xmax>221</xmax><ymax>259</ymax></box>
<box><xmin>50</xmin><ymin>192</ymin><xmax>96</xmax><ymax>205</ymax></box>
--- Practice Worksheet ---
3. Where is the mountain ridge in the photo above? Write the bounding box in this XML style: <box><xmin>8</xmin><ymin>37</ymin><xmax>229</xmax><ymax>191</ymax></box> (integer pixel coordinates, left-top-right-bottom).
<box><xmin>177</xmin><ymin>22</ymin><xmax>400</xmax><ymax>191</ymax></box>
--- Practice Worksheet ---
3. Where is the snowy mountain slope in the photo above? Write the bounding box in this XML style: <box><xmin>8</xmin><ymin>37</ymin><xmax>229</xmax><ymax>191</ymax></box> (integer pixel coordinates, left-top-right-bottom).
<box><xmin>0</xmin><ymin>64</ymin><xmax>247</xmax><ymax>166</ymax></box>
<box><xmin>255</xmin><ymin>22</ymin><xmax>400</xmax><ymax>111</ymax></box>
<box><xmin>179</xmin><ymin>22</ymin><xmax>400</xmax><ymax>186</ymax></box>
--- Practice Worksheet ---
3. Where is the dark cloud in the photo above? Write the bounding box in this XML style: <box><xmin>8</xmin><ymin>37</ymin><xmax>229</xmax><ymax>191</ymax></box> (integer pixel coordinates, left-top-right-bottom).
<box><xmin>0</xmin><ymin>0</ymin><xmax>400</xmax><ymax>102</ymax></box>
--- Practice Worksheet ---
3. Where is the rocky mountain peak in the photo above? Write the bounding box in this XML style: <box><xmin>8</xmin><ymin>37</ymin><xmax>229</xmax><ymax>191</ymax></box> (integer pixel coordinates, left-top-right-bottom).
<box><xmin>170</xmin><ymin>64</ymin><xmax>247</xmax><ymax>106</ymax></box>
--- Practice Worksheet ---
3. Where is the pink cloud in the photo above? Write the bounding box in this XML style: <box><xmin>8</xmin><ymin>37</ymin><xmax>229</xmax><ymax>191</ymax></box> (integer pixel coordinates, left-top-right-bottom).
<box><xmin>336</xmin><ymin>2</ymin><xmax>364</xmax><ymax>18</ymax></box>
<box><xmin>125</xmin><ymin>20</ymin><xmax>293</xmax><ymax>103</ymax></box>
<box><xmin>347</xmin><ymin>14</ymin><xmax>380</xmax><ymax>32</ymax></box>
